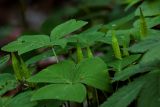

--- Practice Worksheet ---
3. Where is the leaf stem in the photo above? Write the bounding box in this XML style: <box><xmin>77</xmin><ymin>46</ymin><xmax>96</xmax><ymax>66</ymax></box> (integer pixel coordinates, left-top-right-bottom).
<box><xmin>51</xmin><ymin>47</ymin><xmax>59</xmax><ymax>63</ymax></box>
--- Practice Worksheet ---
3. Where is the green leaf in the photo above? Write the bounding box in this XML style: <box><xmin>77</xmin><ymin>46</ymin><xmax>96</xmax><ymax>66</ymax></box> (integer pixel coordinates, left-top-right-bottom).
<box><xmin>67</xmin><ymin>31</ymin><xmax>104</xmax><ymax>47</ymax></box>
<box><xmin>28</xmin><ymin>57</ymin><xmax>110</xmax><ymax>91</ymax></box>
<box><xmin>28</xmin><ymin>60</ymin><xmax>75</xmax><ymax>84</ymax></box>
<box><xmin>0</xmin><ymin>73</ymin><xmax>17</xmax><ymax>96</ymax></box>
<box><xmin>0</xmin><ymin>55</ymin><xmax>10</xmax><ymax>68</ymax></box>
<box><xmin>4</xmin><ymin>91</ymin><xmax>37</xmax><ymax>107</ymax></box>
<box><xmin>76</xmin><ymin>57</ymin><xmax>110</xmax><ymax>91</ymax></box>
<box><xmin>99</xmin><ymin>29</ymin><xmax>130</xmax><ymax>46</ymax></box>
<box><xmin>138</xmin><ymin>70</ymin><xmax>160</xmax><ymax>107</ymax></box>
<box><xmin>101</xmin><ymin>78</ymin><xmax>145</xmax><ymax>107</ymax></box>
<box><xmin>31</xmin><ymin>84</ymin><xmax>86</xmax><ymax>103</ymax></box>
<box><xmin>103</xmin><ymin>13</ymin><xmax>135</xmax><ymax>29</ymax></box>
<box><xmin>140</xmin><ymin>46</ymin><xmax>160</xmax><ymax>66</ymax></box>
<box><xmin>108</xmin><ymin>54</ymin><xmax>141</xmax><ymax>71</ymax></box>
<box><xmin>28</xmin><ymin>57</ymin><xmax>110</xmax><ymax>102</ymax></box>
<box><xmin>2</xmin><ymin>35</ymin><xmax>50</xmax><ymax>55</ymax></box>
<box><xmin>125</xmin><ymin>0</ymin><xmax>140</xmax><ymax>11</ymax></box>
<box><xmin>135</xmin><ymin>1</ymin><xmax>160</xmax><ymax>16</ymax></box>
<box><xmin>112</xmin><ymin>64</ymin><xmax>153</xmax><ymax>82</ymax></box>
<box><xmin>25</xmin><ymin>50</ymin><xmax>53</xmax><ymax>65</ymax></box>
<box><xmin>129</xmin><ymin>36</ymin><xmax>160</xmax><ymax>53</ymax></box>
<box><xmin>50</xmin><ymin>19</ymin><xmax>88</xmax><ymax>40</ymax></box>
<box><xmin>133</xmin><ymin>15</ymin><xmax>160</xmax><ymax>28</ymax></box>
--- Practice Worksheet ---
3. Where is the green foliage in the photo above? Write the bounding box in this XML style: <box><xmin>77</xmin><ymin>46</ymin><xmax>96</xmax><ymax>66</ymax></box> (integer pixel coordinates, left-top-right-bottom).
<box><xmin>31</xmin><ymin>84</ymin><xmax>86</xmax><ymax>102</ymax></box>
<box><xmin>101</xmin><ymin>78</ymin><xmax>145</xmax><ymax>107</ymax></box>
<box><xmin>0</xmin><ymin>73</ymin><xmax>17</xmax><ymax>96</ymax></box>
<box><xmin>50</xmin><ymin>19</ymin><xmax>88</xmax><ymax>40</ymax></box>
<box><xmin>1</xmin><ymin>91</ymin><xmax>37</xmax><ymax>107</ymax></box>
<box><xmin>0</xmin><ymin>0</ymin><xmax>160</xmax><ymax>106</ymax></box>
<box><xmin>2</xmin><ymin>35</ymin><xmax>50</xmax><ymax>55</ymax></box>
<box><xmin>28</xmin><ymin>58</ymin><xmax>110</xmax><ymax>102</ymax></box>
<box><xmin>138</xmin><ymin>71</ymin><xmax>160</xmax><ymax>107</ymax></box>
<box><xmin>0</xmin><ymin>55</ymin><xmax>10</xmax><ymax>68</ymax></box>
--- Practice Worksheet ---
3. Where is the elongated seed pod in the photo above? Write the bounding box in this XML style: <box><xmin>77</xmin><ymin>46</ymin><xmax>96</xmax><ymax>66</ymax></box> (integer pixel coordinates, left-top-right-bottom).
<box><xmin>76</xmin><ymin>45</ymin><xmax>83</xmax><ymax>63</ymax></box>
<box><xmin>11</xmin><ymin>53</ymin><xmax>22</xmax><ymax>81</ymax></box>
<box><xmin>20</xmin><ymin>56</ymin><xmax>31</xmax><ymax>79</ymax></box>
<box><xmin>122</xmin><ymin>36</ymin><xmax>129</xmax><ymax>56</ymax></box>
<box><xmin>111</xmin><ymin>30</ymin><xmax>122</xmax><ymax>60</ymax></box>
<box><xmin>140</xmin><ymin>8</ymin><xmax>148</xmax><ymax>39</ymax></box>
<box><xmin>87</xmin><ymin>46</ymin><xmax>93</xmax><ymax>58</ymax></box>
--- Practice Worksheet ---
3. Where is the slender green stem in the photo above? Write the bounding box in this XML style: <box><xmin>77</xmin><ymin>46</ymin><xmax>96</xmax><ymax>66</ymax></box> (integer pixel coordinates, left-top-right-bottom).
<box><xmin>51</xmin><ymin>47</ymin><xmax>59</xmax><ymax>63</ymax></box>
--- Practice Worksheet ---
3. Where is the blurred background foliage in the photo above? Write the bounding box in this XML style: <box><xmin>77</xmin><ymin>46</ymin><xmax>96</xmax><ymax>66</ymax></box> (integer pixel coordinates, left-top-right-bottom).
<box><xmin>0</xmin><ymin>0</ymin><xmax>160</xmax><ymax>73</ymax></box>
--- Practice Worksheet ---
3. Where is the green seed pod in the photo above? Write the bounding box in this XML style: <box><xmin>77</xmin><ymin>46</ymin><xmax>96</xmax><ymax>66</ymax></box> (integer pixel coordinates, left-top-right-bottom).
<box><xmin>11</xmin><ymin>53</ymin><xmax>22</xmax><ymax>81</ymax></box>
<box><xmin>111</xmin><ymin>30</ymin><xmax>122</xmax><ymax>60</ymax></box>
<box><xmin>139</xmin><ymin>8</ymin><xmax>148</xmax><ymax>39</ymax></box>
<box><xmin>87</xmin><ymin>46</ymin><xmax>93</xmax><ymax>58</ymax></box>
<box><xmin>122</xmin><ymin>36</ymin><xmax>129</xmax><ymax>56</ymax></box>
<box><xmin>76</xmin><ymin>45</ymin><xmax>83</xmax><ymax>63</ymax></box>
<box><xmin>20</xmin><ymin>56</ymin><xmax>31</xmax><ymax>79</ymax></box>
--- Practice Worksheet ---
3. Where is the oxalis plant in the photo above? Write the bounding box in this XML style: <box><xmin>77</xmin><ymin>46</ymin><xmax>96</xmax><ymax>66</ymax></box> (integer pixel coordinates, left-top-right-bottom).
<box><xmin>0</xmin><ymin>0</ymin><xmax>160</xmax><ymax>107</ymax></box>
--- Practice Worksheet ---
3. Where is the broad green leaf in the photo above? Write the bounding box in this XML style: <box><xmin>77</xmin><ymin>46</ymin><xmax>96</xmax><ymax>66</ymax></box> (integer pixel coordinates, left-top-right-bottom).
<box><xmin>140</xmin><ymin>46</ymin><xmax>160</xmax><ymax>65</ymax></box>
<box><xmin>135</xmin><ymin>1</ymin><xmax>160</xmax><ymax>16</ymax></box>
<box><xmin>138</xmin><ymin>70</ymin><xmax>160</xmax><ymax>107</ymax></box>
<box><xmin>99</xmin><ymin>29</ymin><xmax>130</xmax><ymax>46</ymax></box>
<box><xmin>50</xmin><ymin>19</ymin><xmax>88</xmax><ymax>40</ymax></box>
<box><xmin>112</xmin><ymin>64</ymin><xmax>153</xmax><ymax>82</ymax></box>
<box><xmin>101</xmin><ymin>78</ymin><xmax>145</xmax><ymax>107</ymax></box>
<box><xmin>129</xmin><ymin>35</ymin><xmax>160</xmax><ymax>53</ymax></box>
<box><xmin>26</xmin><ymin>50</ymin><xmax>53</xmax><ymax>65</ymax></box>
<box><xmin>3</xmin><ymin>91</ymin><xmax>37</xmax><ymax>107</ymax></box>
<box><xmin>103</xmin><ymin>13</ymin><xmax>135</xmax><ymax>29</ymax></box>
<box><xmin>2</xmin><ymin>35</ymin><xmax>50</xmax><ymax>55</ymax></box>
<box><xmin>133</xmin><ymin>16</ymin><xmax>160</xmax><ymax>28</ymax></box>
<box><xmin>0</xmin><ymin>55</ymin><xmax>10</xmax><ymax>68</ymax></box>
<box><xmin>125</xmin><ymin>0</ymin><xmax>140</xmax><ymax>11</ymax></box>
<box><xmin>50</xmin><ymin>38</ymin><xmax>67</xmax><ymax>48</ymax></box>
<box><xmin>108</xmin><ymin>54</ymin><xmax>141</xmax><ymax>71</ymax></box>
<box><xmin>28</xmin><ymin>57</ymin><xmax>110</xmax><ymax>91</ymax></box>
<box><xmin>82</xmin><ymin>24</ymin><xmax>102</xmax><ymax>33</ymax></box>
<box><xmin>129</xmin><ymin>28</ymin><xmax>160</xmax><ymax>40</ymax></box>
<box><xmin>31</xmin><ymin>84</ymin><xmax>86</xmax><ymax>103</ymax></box>
<box><xmin>76</xmin><ymin>57</ymin><xmax>110</xmax><ymax>91</ymax></box>
<box><xmin>28</xmin><ymin>60</ymin><xmax>75</xmax><ymax>84</ymax></box>
<box><xmin>0</xmin><ymin>73</ymin><xmax>17</xmax><ymax>96</ymax></box>
<box><xmin>67</xmin><ymin>32</ymin><xmax>104</xmax><ymax>47</ymax></box>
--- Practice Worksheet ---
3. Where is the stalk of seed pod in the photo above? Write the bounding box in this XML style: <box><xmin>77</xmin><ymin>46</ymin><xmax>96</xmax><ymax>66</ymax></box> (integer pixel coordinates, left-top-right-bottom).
<box><xmin>111</xmin><ymin>30</ymin><xmax>122</xmax><ymax>60</ymax></box>
<box><xmin>11</xmin><ymin>53</ymin><xmax>23</xmax><ymax>81</ymax></box>
<box><xmin>87</xmin><ymin>46</ymin><xmax>93</xmax><ymax>58</ymax></box>
<box><xmin>139</xmin><ymin>8</ymin><xmax>148</xmax><ymax>39</ymax></box>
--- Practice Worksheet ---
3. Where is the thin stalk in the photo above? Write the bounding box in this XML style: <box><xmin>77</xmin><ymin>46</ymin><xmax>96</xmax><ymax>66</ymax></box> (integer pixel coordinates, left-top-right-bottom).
<box><xmin>95</xmin><ymin>88</ymin><xmax>99</xmax><ymax>107</ymax></box>
<box><xmin>51</xmin><ymin>47</ymin><xmax>59</xmax><ymax>63</ymax></box>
